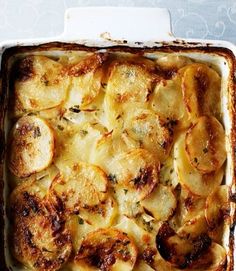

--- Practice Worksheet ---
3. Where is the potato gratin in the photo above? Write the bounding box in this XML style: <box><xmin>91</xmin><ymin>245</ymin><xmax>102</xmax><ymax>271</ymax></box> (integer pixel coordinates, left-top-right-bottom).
<box><xmin>7</xmin><ymin>51</ymin><xmax>229</xmax><ymax>271</ymax></box>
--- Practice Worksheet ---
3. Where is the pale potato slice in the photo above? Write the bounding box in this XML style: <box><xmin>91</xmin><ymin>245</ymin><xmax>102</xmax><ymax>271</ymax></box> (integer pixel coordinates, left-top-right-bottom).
<box><xmin>151</xmin><ymin>78</ymin><xmax>186</xmax><ymax>121</ymax></box>
<box><xmin>65</xmin><ymin>68</ymin><xmax>103</xmax><ymax>108</ymax></box>
<box><xmin>108</xmin><ymin>148</ymin><xmax>159</xmax><ymax>201</ymax></box>
<box><xmin>10</xmin><ymin>179</ymin><xmax>72</xmax><ymax>271</ymax></box>
<box><xmin>205</xmin><ymin>185</ymin><xmax>229</xmax><ymax>229</ymax></box>
<box><xmin>124</xmin><ymin>109</ymin><xmax>173</xmax><ymax>162</ymax></box>
<box><xmin>174</xmin><ymin>134</ymin><xmax>223</xmax><ymax>197</ymax></box>
<box><xmin>185</xmin><ymin>116</ymin><xmax>226</xmax><ymax>174</ymax></box>
<box><xmin>182</xmin><ymin>63</ymin><xmax>221</xmax><ymax>119</ymax></box>
<box><xmin>13</xmin><ymin>55</ymin><xmax>70</xmax><ymax>114</ymax></box>
<box><xmin>50</xmin><ymin>162</ymin><xmax>108</xmax><ymax>213</ymax></box>
<box><xmin>104</xmin><ymin>61</ymin><xmax>155</xmax><ymax>129</ymax></box>
<box><xmin>9</xmin><ymin>115</ymin><xmax>54</xmax><ymax>178</ymax></box>
<box><xmin>141</xmin><ymin>184</ymin><xmax>177</xmax><ymax>221</ymax></box>
<box><xmin>74</xmin><ymin>228</ymin><xmax>138</xmax><ymax>271</ymax></box>
<box><xmin>54</xmin><ymin>123</ymin><xmax>104</xmax><ymax>171</ymax></box>
<box><xmin>156</xmin><ymin>55</ymin><xmax>193</xmax><ymax>76</ymax></box>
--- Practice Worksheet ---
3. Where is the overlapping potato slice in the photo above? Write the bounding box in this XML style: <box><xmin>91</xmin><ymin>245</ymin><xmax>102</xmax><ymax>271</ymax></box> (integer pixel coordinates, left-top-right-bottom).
<box><xmin>66</xmin><ymin>197</ymin><xmax>118</xmax><ymax>252</ymax></box>
<box><xmin>8</xmin><ymin>115</ymin><xmax>54</xmax><ymax>178</ymax></box>
<box><xmin>141</xmin><ymin>184</ymin><xmax>177</xmax><ymax>221</ymax></box>
<box><xmin>185</xmin><ymin>116</ymin><xmax>226</xmax><ymax>174</ymax></box>
<box><xmin>124</xmin><ymin>109</ymin><xmax>173</xmax><ymax>162</ymax></box>
<box><xmin>54</xmin><ymin>123</ymin><xmax>105</xmax><ymax>170</ymax></box>
<box><xmin>156</xmin><ymin>222</ymin><xmax>213</xmax><ymax>269</ymax></box>
<box><xmin>174</xmin><ymin>134</ymin><xmax>223</xmax><ymax>197</ymax></box>
<box><xmin>181</xmin><ymin>63</ymin><xmax>221</xmax><ymax>119</ymax></box>
<box><xmin>108</xmin><ymin>148</ymin><xmax>159</xmax><ymax>201</ymax></box>
<box><xmin>65</xmin><ymin>53</ymin><xmax>107</xmax><ymax>108</ymax></box>
<box><xmin>10</xmin><ymin>179</ymin><xmax>72</xmax><ymax>271</ymax></box>
<box><xmin>205</xmin><ymin>185</ymin><xmax>230</xmax><ymax>229</ymax></box>
<box><xmin>156</xmin><ymin>55</ymin><xmax>193</xmax><ymax>77</ymax></box>
<box><xmin>151</xmin><ymin>78</ymin><xmax>187</xmax><ymax>122</ymax></box>
<box><xmin>74</xmin><ymin>228</ymin><xmax>138</xmax><ymax>271</ymax></box>
<box><xmin>13</xmin><ymin>55</ymin><xmax>70</xmax><ymax>115</ymax></box>
<box><xmin>50</xmin><ymin>162</ymin><xmax>108</xmax><ymax>213</ymax></box>
<box><xmin>104</xmin><ymin>60</ymin><xmax>155</xmax><ymax>129</ymax></box>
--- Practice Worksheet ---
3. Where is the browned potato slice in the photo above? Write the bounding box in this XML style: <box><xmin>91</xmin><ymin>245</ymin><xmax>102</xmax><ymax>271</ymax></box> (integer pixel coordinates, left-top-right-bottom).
<box><xmin>141</xmin><ymin>184</ymin><xmax>177</xmax><ymax>221</ymax></box>
<box><xmin>156</xmin><ymin>222</ymin><xmax>212</xmax><ymax>269</ymax></box>
<box><xmin>185</xmin><ymin>116</ymin><xmax>226</xmax><ymax>174</ymax></box>
<box><xmin>9</xmin><ymin>115</ymin><xmax>54</xmax><ymax>178</ymax></box>
<box><xmin>174</xmin><ymin>134</ymin><xmax>223</xmax><ymax>197</ymax></box>
<box><xmin>182</xmin><ymin>63</ymin><xmax>221</xmax><ymax>119</ymax></box>
<box><xmin>10</xmin><ymin>179</ymin><xmax>72</xmax><ymax>271</ymax></box>
<box><xmin>205</xmin><ymin>185</ymin><xmax>230</xmax><ymax>229</ymax></box>
<box><xmin>125</xmin><ymin>109</ymin><xmax>173</xmax><ymax>162</ymax></box>
<box><xmin>13</xmin><ymin>55</ymin><xmax>70</xmax><ymax>114</ymax></box>
<box><xmin>74</xmin><ymin>228</ymin><xmax>138</xmax><ymax>271</ymax></box>
<box><xmin>108</xmin><ymin>148</ymin><xmax>159</xmax><ymax>201</ymax></box>
<box><xmin>50</xmin><ymin>162</ymin><xmax>108</xmax><ymax>213</ymax></box>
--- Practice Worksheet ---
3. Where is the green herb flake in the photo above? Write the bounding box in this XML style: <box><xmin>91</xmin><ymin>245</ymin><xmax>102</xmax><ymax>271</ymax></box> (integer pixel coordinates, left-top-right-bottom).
<box><xmin>69</xmin><ymin>105</ymin><xmax>80</xmax><ymax>113</ymax></box>
<box><xmin>78</xmin><ymin>217</ymin><xmax>84</xmax><ymax>225</ymax></box>
<box><xmin>33</xmin><ymin>127</ymin><xmax>41</xmax><ymax>138</ymax></box>
<box><xmin>124</xmin><ymin>189</ymin><xmax>128</xmax><ymax>194</ymax></box>
<box><xmin>80</xmin><ymin>130</ymin><xmax>88</xmax><ymax>136</ymax></box>
<box><xmin>57</xmin><ymin>125</ymin><xmax>64</xmax><ymax>131</ymax></box>
<box><xmin>108</xmin><ymin>174</ymin><xmax>118</xmax><ymax>184</ymax></box>
<box><xmin>194</xmin><ymin>157</ymin><xmax>198</xmax><ymax>163</ymax></box>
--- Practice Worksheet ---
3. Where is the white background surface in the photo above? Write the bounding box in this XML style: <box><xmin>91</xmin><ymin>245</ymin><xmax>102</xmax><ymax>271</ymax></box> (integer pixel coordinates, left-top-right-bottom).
<box><xmin>0</xmin><ymin>0</ymin><xmax>236</xmax><ymax>43</ymax></box>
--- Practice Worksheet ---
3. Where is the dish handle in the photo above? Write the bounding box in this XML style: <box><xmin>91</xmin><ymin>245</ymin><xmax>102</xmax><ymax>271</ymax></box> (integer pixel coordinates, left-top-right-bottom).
<box><xmin>61</xmin><ymin>7</ymin><xmax>174</xmax><ymax>42</ymax></box>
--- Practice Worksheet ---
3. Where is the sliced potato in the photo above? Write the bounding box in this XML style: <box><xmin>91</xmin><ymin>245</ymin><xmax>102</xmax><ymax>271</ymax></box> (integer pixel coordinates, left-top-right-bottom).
<box><xmin>50</xmin><ymin>162</ymin><xmax>108</xmax><ymax>213</ymax></box>
<box><xmin>8</xmin><ymin>115</ymin><xmax>54</xmax><ymax>178</ymax></box>
<box><xmin>174</xmin><ymin>134</ymin><xmax>223</xmax><ymax>197</ymax></box>
<box><xmin>141</xmin><ymin>184</ymin><xmax>177</xmax><ymax>221</ymax></box>
<box><xmin>124</xmin><ymin>109</ymin><xmax>173</xmax><ymax>162</ymax></box>
<box><xmin>108</xmin><ymin>148</ymin><xmax>159</xmax><ymax>201</ymax></box>
<box><xmin>104</xmin><ymin>61</ymin><xmax>155</xmax><ymax>129</ymax></box>
<box><xmin>156</xmin><ymin>222</ymin><xmax>212</xmax><ymax>269</ymax></box>
<box><xmin>13</xmin><ymin>55</ymin><xmax>70</xmax><ymax>114</ymax></box>
<box><xmin>182</xmin><ymin>63</ymin><xmax>221</xmax><ymax>119</ymax></box>
<box><xmin>185</xmin><ymin>116</ymin><xmax>226</xmax><ymax>174</ymax></box>
<box><xmin>205</xmin><ymin>185</ymin><xmax>229</xmax><ymax>229</ymax></box>
<box><xmin>74</xmin><ymin>228</ymin><xmax>138</xmax><ymax>271</ymax></box>
<box><xmin>151</xmin><ymin>78</ymin><xmax>186</xmax><ymax>122</ymax></box>
<box><xmin>54</xmin><ymin>123</ymin><xmax>104</xmax><ymax>170</ymax></box>
<box><xmin>10</xmin><ymin>179</ymin><xmax>72</xmax><ymax>271</ymax></box>
<box><xmin>156</xmin><ymin>55</ymin><xmax>193</xmax><ymax>76</ymax></box>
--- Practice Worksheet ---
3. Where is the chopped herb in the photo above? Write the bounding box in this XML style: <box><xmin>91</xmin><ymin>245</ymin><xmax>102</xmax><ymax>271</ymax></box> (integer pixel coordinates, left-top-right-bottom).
<box><xmin>33</xmin><ymin>126</ymin><xmax>41</xmax><ymax>138</ymax></box>
<box><xmin>42</xmin><ymin>247</ymin><xmax>53</xmax><ymax>253</ymax></box>
<box><xmin>124</xmin><ymin>189</ymin><xmax>128</xmax><ymax>194</ymax></box>
<box><xmin>69</xmin><ymin>105</ymin><xmax>80</xmax><ymax>113</ymax></box>
<box><xmin>78</xmin><ymin>217</ymin><xmax>84</xmax><ymax>225</ymax></box>
<box><xmin>80</xmin><ymin>130</ymin><xmax>88</xmax><ymax>136</ymax></box>
<box><xmin>142</xmin><ymin>219</ymin><xmax>153</xmax><ymax>232</ymax></box>
<box><xmin>203</xmin><ymin>147</ymin><xmax>208</xmax><ymax>153</ymax></box>
<box><xmin>136</xmin><ymin>201</ymin><xmax>140</xmax><ymax>207</ymax></box>
<box><xmin>170</xmin><ymin>168</ymin><xmax>174</xmax><ymax>174</ymax></box>
<box><xmin>194</xmin><ymin>157</ymin><xmax>198</xmax><ymax>163</ymax></box>
<box><xmin>57</xmin><ymin>125</ymin><xmax>64</xmax><ymax>131</ymax></box>
<box><xmin>108</xmin><ymin>174</ymin><xmax>118</xmax><ymax>184</ymax></box>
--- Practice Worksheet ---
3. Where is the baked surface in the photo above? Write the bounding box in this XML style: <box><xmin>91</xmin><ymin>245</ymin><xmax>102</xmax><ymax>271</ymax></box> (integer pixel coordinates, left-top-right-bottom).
<box><xmin>7</xmin><ymin>51</ymin><xmax>228</xmax><ymax>271</ymax></box>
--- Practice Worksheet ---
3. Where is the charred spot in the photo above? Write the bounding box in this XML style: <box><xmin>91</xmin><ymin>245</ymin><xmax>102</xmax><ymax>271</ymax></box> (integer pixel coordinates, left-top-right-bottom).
<box><xmin>180</xmin><ymin>234</ymin><xmax>212</xmax><ymax>269</ymax></box>
<box><xmin>23</xmin><ymin>192</ymin><xmax>39</xmax><ymax>213</ymax></box>
<box><xmin>156</xmin><ymin>67</ymin><xmax>177</xmax><ymax>80</ymax></box>
<box><xmin>50</xmin><ymin>215</ymin><xmax>65</xmax><ymax>234</ymax></box>
<box><xmin>13</xmin><ymin>57</ymin><xmax>35</xmax><ymax>82</ymax></box>
<box><xmin>142</xmin><ymin>247</ymin><xmax>157</xmax><ymax>265</ymax></box>
<box><xmin>184</xmin><ymin>196</ymin><xmax>194</xmax><ymax>211</ymax></box>
<box><xmin>156</xmin><ymin>222</ymin><xmax>175</xmax><ymax>261</ymax></box>
<box><xmin>230</xmin><ymin>192</ymin><xmax>236</xmax><ymax>203</ymax></box>
<box><xmin>131</xmin><ymin>167</ymin><xmax>154</xmax><ymax>189</ymax></box>
<box><xmin>24</xmin><ymin>228</ymin><xmax>36</xmax><ymax>248</ymax></box>
<box><xmin>164</xmin><ymin>119</ymin><xmax>178</xmax><ymax>136</ymax></box>
<box><xmin>33</xmin><ymin>126</ymin><xmax>41</xmax><ymax>138</ymax></box>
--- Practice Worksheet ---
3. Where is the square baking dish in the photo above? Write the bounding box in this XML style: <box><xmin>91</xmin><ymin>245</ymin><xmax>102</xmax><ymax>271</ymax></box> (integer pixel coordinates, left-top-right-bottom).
<box><xmin>0</xmin><ymin>7</ymin><xmax>236</xmax><ymax>271</ymax></box>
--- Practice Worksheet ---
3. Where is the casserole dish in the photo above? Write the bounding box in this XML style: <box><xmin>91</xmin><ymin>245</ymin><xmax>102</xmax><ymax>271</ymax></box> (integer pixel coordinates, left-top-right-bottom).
<box><xmin>0</xmin><ymin>7</ymin><xmax>236</xmax><ymax>271</ymax></box>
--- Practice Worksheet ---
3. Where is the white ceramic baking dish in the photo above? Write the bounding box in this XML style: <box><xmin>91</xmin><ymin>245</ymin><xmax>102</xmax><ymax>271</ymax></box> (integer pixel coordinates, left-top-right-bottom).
<box><xmin>0</xmin><ymin>7</ymin><xmax>235</xmax><ymax>271</ymax></box>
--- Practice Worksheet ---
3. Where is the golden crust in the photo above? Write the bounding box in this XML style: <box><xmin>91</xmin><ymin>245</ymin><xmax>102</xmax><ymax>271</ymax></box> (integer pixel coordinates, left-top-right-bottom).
<box><xmin>7</xmin><ymin>51</ymin><xmax>227</xmax><ymax>271</ymax></box>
